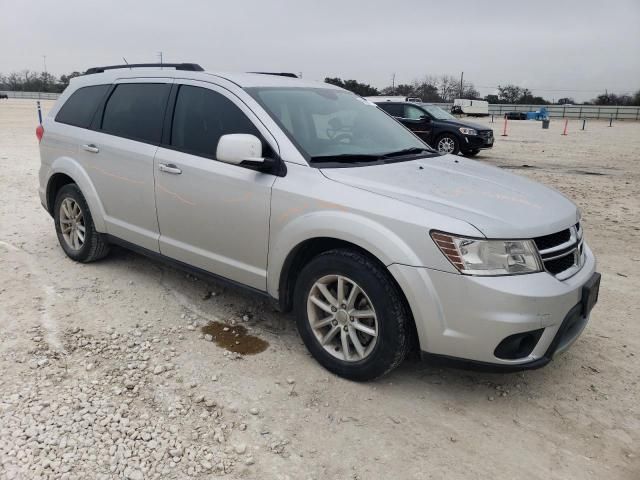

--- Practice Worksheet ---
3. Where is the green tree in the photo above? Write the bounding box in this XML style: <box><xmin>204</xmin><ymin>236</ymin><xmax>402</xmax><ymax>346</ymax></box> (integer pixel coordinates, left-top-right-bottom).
<box><xmin>497</xmin><ymin>84</ymin><xmax>523</xmax><ymax>104</ymax></box>
<box><xmin>324</xmin><ymin>77</ymin><xmax>379</xmax><ymax>96</ymax></box>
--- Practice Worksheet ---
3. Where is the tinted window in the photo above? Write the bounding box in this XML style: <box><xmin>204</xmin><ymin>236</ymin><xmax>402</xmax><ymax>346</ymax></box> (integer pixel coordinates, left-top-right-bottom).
<box><xmin>404</xmin><ymin>105</ymin><xmax>426</xmax><ymax>120</ymax></box>
<box><xmin>101</xmin><ymin>83</ymin><xmax>170</xmax><ymax>144</ymax></box>
<box><xmin>170</xmin><ymin>85</ymin><xmax>259</xmax><ymax>158</ymax></box>
<box><xmin>55</xmin><ymin>85</ymin><xmax>110</xmax><ymax>128</ymax></box>
<box><xmin>378</xmin><ymin>103</ymin><xmax>403</xmax><ymax>117</ymax></box>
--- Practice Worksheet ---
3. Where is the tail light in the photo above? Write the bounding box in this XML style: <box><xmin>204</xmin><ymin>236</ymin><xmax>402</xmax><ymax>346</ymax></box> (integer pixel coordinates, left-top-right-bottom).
<box><xmin>36</xmin><ymin>124</ymin><xmax>44</xmax><ymax>143</ymax></box>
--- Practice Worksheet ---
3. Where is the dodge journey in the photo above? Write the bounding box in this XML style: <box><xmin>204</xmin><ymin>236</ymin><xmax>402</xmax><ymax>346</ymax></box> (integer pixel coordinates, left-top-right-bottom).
<box><xmin>38</xmin><ymin>63</ymin><xmax>600</xmax><ymax>380</ymax></box>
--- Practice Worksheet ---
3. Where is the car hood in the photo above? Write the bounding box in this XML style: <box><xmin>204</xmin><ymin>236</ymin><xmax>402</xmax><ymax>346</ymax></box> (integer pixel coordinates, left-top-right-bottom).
<box><xmin>436</xmin><ymin>118</ymin><xmax>489</xmax><ymax>131</ymax></box>
<box><xmin>320</xmin><ymin>155</ymin><xmax>579</xmax><ymax>238</ymax></box>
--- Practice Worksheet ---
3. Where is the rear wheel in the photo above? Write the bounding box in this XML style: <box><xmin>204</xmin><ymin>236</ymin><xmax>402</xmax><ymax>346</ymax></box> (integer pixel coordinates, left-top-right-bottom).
<box><xmin>436</xmin><ymin>134</ymin><xmax>460</xmax><ymax>155</ymax></box>
<box><xmin>293</xmin><ymin>249</ymin><xmax>411</xmax><ymax>381</ymax></box>
<box><xmin>54</xmin><ymin>184</ymin><xmax>110</xmax><ymax>262</ymax></box>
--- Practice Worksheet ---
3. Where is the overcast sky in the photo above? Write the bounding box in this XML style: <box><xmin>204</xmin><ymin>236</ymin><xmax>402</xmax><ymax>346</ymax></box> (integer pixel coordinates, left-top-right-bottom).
<box><xmin>1</xmin><ymin>0</ymin><xmax>638</xmax><ymax>101</ymax></box>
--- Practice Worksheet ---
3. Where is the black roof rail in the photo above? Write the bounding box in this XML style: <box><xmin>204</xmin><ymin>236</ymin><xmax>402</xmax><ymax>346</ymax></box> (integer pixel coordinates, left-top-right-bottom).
<box><xmin>84</xmin><ymin>63</ymin><xmax>204</xmax><ymax>75</ymax></box>
<box><xmin>249</xmin><ymin>72</ymin><xmax>298</xmax><ymax>78</ymax></box>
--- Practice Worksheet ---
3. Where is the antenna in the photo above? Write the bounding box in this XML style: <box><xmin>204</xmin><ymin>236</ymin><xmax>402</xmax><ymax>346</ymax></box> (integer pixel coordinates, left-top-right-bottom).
<box><xmin>122</xmin><ymin>57</ymin><xmax>131</xmax><ymax>69</ymax></box>
<box><xmin>158</xmin><ymin>51</ymin><xmax>163</xmax><ymax>69</ymax></box>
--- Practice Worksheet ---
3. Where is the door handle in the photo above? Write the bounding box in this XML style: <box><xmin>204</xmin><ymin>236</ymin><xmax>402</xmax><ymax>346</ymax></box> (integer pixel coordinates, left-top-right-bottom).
<box><xmin>159</xmin><ymin>163</ymin><xmax>182</xmax><ymax>175</ymax></box>
<box><xmin>82</xmin><ymin>144</ymin><xmax>99</xmax><ymax>153</ymax></box>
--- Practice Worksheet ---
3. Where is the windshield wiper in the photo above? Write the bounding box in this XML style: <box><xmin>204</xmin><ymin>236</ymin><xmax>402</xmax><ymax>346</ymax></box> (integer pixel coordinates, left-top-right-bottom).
<box><xmin>310</xmin><ymin>153</ymin><xmax>383</xmax><ymax>164</ymax></box>
<box><xmin>381</xmin><ymin>147</ymin><xmax>435</xmax><ymax>158</ymax></box>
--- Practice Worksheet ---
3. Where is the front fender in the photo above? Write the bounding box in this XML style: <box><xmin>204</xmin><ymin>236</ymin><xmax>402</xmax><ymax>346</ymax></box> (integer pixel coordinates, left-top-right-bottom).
<box><xmin>48</xmin><ymin>157</ymin><xmax>107</xmax><ymax>232</ymax></box>
<box><xmin>267</xmin><ymin>210</ymin><xmax>424</xmax><ymax>298</ymax></box>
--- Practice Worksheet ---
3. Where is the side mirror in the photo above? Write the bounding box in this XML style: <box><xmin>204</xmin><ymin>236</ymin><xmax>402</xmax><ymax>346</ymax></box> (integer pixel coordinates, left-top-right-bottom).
<box><xmin>420</xmin><ymin>114</ymin><xmax>430</xmax><ymax>122</ymax></box>
<box><xmin>216</xmin><ymin>134</ymin><xmax>264</xmax><ymax>166</ymax></box>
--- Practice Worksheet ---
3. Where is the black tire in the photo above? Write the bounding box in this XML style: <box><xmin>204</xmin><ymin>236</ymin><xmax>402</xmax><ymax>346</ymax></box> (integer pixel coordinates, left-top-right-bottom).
<box><xmin>463</xmin><ymin>149</ymin><xmax>480</xmax><ymax>157</ymax></box>
<box><xmin>293</xmin><ymin>249</ymin><xmax>411</xmax><ymax>381</ymax></box>
<box><xmin>435</xmin><ymin>133</ymin><xmax>460</xmax><ymax>155</ymax></box>
<box><xmin>54</xmin><ymin>184</ymin><xmax>110</xmax><ymax>262</ymax></box>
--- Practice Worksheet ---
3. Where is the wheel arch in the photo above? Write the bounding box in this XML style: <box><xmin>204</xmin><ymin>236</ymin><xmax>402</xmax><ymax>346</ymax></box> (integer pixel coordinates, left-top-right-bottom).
<box><xmin>46</xmin><ymin>158</ymin><xmax>107</xmax><ymax>231</ymax></box>
<box><xmin>275</xmin><ymin>235</ymin><xmax>421</xmax><ymax>353</ymax></box>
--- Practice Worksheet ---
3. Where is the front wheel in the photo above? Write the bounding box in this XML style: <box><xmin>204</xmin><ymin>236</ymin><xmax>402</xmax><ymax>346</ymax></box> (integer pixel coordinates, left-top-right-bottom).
<box><xmin>293</xmin><ymin>249</ymin><xmax>411</xmax><ymax>381</ymax></box>
<box><xmin>436</xmin><ymin>134</ymin><xmax>460</xmax><ymax>155</ymax></box>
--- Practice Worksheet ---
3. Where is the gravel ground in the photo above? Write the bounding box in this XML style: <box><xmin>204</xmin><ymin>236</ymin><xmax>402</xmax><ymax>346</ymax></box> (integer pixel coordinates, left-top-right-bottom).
<box><xmin>1</xmin><ymin>99</ymin><xmax>639</xmax><ymax>479</ymax></box>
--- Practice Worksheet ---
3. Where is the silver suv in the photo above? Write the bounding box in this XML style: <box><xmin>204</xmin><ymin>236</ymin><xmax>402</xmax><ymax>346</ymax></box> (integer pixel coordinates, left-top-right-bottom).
<box><xmin>38</xmin><ymin>63</ymin><xmax>600</xmax><ymax>380</ymax></box>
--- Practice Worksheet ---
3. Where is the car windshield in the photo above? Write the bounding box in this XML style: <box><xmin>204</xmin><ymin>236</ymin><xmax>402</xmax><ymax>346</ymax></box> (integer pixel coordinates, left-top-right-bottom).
<box><xmin>246</xmin><ymin>87</ymin><xmax>436</xmax><ymax>165</ymax></box>
<box><xmin>420</xmin><ymin>104</ymin><xmax>456</xmax><ymax>120</ymax></box>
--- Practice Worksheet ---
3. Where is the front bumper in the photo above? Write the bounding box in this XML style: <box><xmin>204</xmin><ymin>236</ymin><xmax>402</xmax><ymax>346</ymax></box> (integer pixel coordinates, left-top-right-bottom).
<box><xmin>463</xmin><ymin>132</ymin><xmax>494</xmax><ymax>150</ymax></box>
<box><xmin>388</xmin><ymin>244</ymin><xmax>597</xmax><ymax>367</ymax></box>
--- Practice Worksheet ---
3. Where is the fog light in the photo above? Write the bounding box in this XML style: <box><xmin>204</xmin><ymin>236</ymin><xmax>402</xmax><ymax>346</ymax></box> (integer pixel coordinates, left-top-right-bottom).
<box><xmin>494</xmin><ymin>329</ymin><xmax>544</xmax><ymax>360</ymax></box>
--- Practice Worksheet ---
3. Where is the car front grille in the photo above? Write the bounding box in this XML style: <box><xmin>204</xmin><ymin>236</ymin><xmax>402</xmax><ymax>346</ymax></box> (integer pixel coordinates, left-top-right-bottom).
<box><xmin>478</xmin><ymin>130</ymin><xmax>493</xmax><ymax>138</ymax></box>
<box><xmin>534</xmin><ymin>223</ymin><xmax>584</xmax><ymax>280</ymax></box>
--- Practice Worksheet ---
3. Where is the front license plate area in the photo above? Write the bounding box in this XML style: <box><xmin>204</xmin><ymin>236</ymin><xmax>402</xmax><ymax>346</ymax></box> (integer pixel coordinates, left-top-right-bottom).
<box><xmin>581</xmin><ymin>272</ymin><xmax>601</xmax><ymax>317</ymax></box>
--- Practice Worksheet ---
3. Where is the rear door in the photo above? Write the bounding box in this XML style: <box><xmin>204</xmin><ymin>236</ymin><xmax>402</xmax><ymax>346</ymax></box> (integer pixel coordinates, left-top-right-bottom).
<box><xmin>80</xmin><ymin>79</ymin><xmax>172</xmax><ymax>251</ymax></box>
<box><xmin>153</xmin><ymin>81</ymin><xmax>278</xmax><ymax>290</ymax></box>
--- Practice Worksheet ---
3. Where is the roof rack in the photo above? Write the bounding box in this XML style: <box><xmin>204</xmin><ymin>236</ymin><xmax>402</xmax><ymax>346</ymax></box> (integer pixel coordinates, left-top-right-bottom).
<box><xmin>249</xmin><ymin>72</ymin><xmax>298</xmax><ymax>78</ymax></box>
<box><xmin>84</xmin><ymin>63</ymin><xmax>204</xmax><ymax>75</ymax></box>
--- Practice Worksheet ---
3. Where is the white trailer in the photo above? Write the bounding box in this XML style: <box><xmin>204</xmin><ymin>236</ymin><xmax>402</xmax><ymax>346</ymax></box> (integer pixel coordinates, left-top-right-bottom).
<box><xmin>452</xmin><ymin>99</ymin><xmax>489</xmax><ymax>117</ymax></box>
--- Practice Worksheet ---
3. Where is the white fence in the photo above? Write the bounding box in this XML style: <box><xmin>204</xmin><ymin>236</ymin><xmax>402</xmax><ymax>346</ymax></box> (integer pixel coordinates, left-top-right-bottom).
<box><xmin>2</xmin><ymin>91</ymin><xmax>639</xmax><ymax>120</ymax></box>
<box><xmin>432</xmin><ymin>102</ymin><xmax>640</xmax><ymax>121</ymax></box>
<box><xmin>0</xmin><ymin>91</ymin><xmax>60</xmax><ymax>100</ymax></box>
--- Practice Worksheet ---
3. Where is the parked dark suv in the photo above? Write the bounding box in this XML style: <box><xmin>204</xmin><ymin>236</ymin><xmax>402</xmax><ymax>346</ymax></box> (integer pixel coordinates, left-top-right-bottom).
<box><xmin>372</xmin><ymin>100</ymin><xmax>494</xmax><ymax>156</ymax></box>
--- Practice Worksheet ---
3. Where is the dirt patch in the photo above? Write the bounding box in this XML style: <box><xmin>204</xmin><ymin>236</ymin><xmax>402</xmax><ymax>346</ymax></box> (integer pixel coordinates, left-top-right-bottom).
<box><xmin>201</xmin><ymin>321</ymin><xmax>269</xmax><ymax>355</ymax></box>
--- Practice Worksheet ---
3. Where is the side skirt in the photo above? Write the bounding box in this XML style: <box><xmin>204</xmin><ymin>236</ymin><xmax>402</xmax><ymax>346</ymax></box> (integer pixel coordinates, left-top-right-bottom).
<box><xmin>105</xmin><ymin>234</ymin><xmax>278</xmax><ymax>306</ymax></box>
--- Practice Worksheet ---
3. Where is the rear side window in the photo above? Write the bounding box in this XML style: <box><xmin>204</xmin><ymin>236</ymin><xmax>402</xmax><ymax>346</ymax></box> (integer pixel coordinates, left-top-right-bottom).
<box><xmin>101</xmin><ymin>83</ymin><xmax>170</xmax><ymax>144</ymax></box>
<box><xmin>55</xmin><ymin>85</ymin><xmax>110</xmax><ymax>128</ymax></box>
<box><xmin>170</xmin><ymin>85</ymin><xmax>260</xmax><ymax>158</ymax></box>
<box><xmin>379</xmin><ymin>103</ymin><xmax>403</xmax><ymax>117</ymax></box>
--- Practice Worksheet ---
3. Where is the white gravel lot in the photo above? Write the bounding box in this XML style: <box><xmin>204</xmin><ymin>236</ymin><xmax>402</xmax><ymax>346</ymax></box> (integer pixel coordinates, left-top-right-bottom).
<box><xmin>1</xmin><ymin>99</ymin><xmax>639</xmax><ymax>479</ymax></box>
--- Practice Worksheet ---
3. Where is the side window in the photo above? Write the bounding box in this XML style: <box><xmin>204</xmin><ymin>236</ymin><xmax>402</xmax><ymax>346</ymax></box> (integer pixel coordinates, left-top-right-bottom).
<box><xmin>55</xmin><ymin>85</ymin><xmax>110</xmax><ymax>128</ymax></box>
<box><xmin>101</xmin><ymin>83</ymin><xmax>170</xmax><ymax>144</ymax></box>
<box><xmin>404</xmin><ymin>105</ymin><xmax>426</xmax><ymax>120</ymax></box>
<box><xmin>170</xmin><ymin>85</ymin><xmax>260</xmax><ymax>158</ymax></box>
<box><xmin>379</xmin><ymin>103</ymin><xmax>403</xmax><ymax>117</ymax></box>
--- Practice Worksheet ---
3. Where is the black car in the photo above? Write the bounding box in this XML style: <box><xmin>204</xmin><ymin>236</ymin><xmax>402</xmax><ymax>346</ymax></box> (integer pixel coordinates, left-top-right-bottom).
<box><xmin>505</xmin><ymin>111</ymin><xmax>528</xmax><ymax>120</ymax></box>
<box><xmin>374</xmin><ymin>101</ymin><xmax>494</xmax><ymax>156</ymax></box>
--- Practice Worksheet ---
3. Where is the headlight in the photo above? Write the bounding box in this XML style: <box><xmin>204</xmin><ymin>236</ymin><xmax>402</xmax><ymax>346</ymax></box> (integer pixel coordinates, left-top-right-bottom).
<box><xmin>459</xmin><ymin>127</ymin><xmax>477</xmax><ymax>135</ymax></box>
<box><xmin>431</xmin><ymin>232</ymin><xmax>543</xmax><ymax>276</ymax></box>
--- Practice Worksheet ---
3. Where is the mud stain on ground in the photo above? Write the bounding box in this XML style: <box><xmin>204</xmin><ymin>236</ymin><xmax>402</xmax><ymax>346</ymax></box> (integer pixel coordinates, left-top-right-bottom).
<box><xmin>201</xmin><ymin>321</ymin><xmax>269</xmax><ymax>355</ymax></box>
<box><xmin>571</xmin><ymin>169</ymin><xmax>607</xmax><ymax>176</ymax></box>
<box><xmin>499</xmin><ymin>164</ymin><xmax>539</xmax><ymax>170</ymax></box>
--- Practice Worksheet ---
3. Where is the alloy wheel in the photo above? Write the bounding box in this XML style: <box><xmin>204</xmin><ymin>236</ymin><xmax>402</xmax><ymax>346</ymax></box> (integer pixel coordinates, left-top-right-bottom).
<box><xmin>59</xmin><ymin>198</ymin><xmax>85</xmax><ymax>251</ymax></box>
<box><xmin>437</xmin><ymin>136</ymin><xmax>456</xmax><ymax>153</ymax></box>
<box><xmin>307</xmin><ymin>274</ymin><xmax>378</xmax><ymax>362</ymax></box>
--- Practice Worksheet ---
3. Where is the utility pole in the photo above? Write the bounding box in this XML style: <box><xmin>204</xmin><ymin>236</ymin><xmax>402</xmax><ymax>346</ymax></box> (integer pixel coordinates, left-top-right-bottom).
<box><xmin>459</xmin><ymin>71</ymin><xmax>464</xmax><ymax>99</ymax></box>
<box><xmin>42</xmin><ymin>55</ymin><xmax>48</xmax><ymax>92</ymax></box>
<box><xmin>392</xmin><ymin>73</ymin><xmax>396</xmax><ymax>94</ymax></box>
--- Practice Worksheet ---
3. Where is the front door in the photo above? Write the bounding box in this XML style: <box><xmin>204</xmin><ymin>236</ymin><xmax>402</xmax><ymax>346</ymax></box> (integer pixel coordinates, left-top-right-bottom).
<box><xmin>402</xmin><ymin>104</ymin><xmax>433</xmax><ymax>144</ymax></box>
<box><xmin>153</xmin><ymin>81</ymin><xmax>278</xmax><ymax>290</ymax></box>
